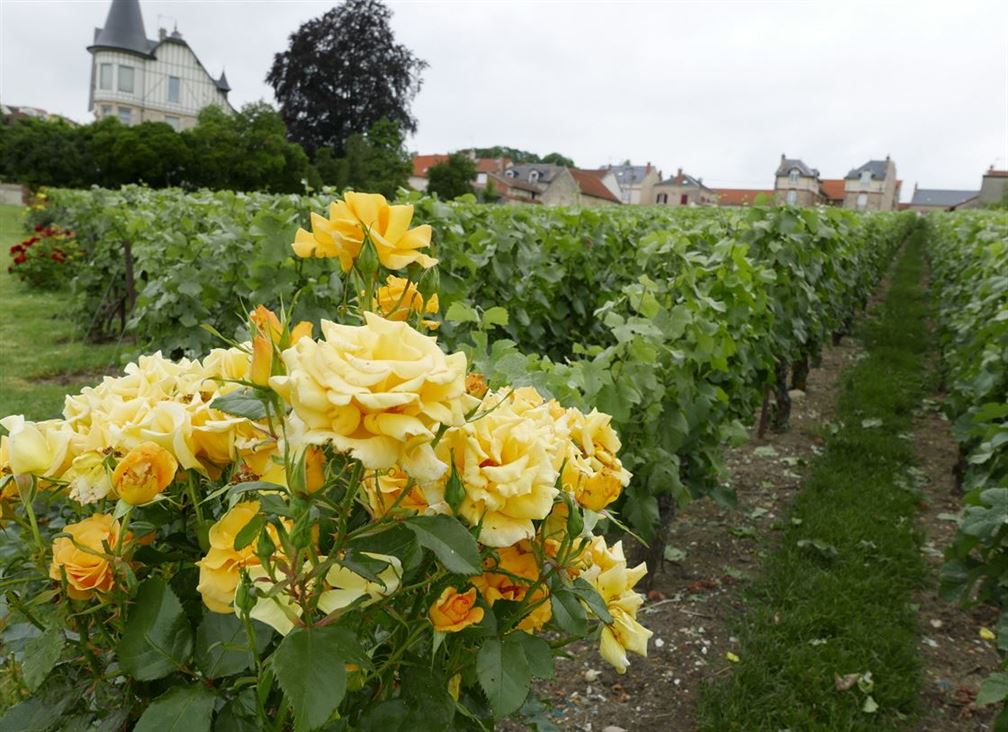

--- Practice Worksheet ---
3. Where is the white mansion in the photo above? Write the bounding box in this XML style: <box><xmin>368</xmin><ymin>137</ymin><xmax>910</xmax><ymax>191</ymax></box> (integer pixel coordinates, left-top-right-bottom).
<box><xmin>88</xmin><ymin>0</ymin><xmax>233</xmax><ymax>130</ymax></box>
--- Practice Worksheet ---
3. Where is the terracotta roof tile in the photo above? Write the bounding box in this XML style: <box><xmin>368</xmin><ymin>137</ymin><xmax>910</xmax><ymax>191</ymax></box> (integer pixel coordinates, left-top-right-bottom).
<box><xmin>820</xmin><ymin>179</ymin><xmax>846</xmax><ymax>201</ymax></box>
<box><xmin>571</xmin><ymin>168</ymin><xmax>621</xmax><ymax>203</ymax></box>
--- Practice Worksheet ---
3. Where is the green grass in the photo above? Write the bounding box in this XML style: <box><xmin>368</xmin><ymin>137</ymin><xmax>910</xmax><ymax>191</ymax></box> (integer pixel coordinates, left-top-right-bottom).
<box><xmin>0</xmin><ymin>204</ymin><xmax>125</xmax><ymax>420</ymax></box>
<box><xmin>699</xmin><ymin>232</ymin><xmax>931</xmax><ymax>730</ymax></box>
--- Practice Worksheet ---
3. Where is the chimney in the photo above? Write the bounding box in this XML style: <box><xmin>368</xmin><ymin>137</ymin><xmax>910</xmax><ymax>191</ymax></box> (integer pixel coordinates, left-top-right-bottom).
<box><xmin>646</xmin><ymin>161</ymin><xmax>652</xmax><ymax>171</ymax></box>
<box><xmin>159</xmin><ymin>27</ymin><xmax>167</xmax><ymax>40</ymax></box>
<box><xmin>781</xmin><ymin>153</ymin><xmax>786</xmax><ymax>160</ymax></box>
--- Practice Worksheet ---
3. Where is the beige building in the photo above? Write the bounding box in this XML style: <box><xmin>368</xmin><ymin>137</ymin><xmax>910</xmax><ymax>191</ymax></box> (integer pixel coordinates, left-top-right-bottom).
<box><xmin>653</xmin><ymin>168</ymin><xmax>717</xmax><ymax>206</ymax></box>
<box><xmin>843</xmin><ymin>158</ymin><xmax>900</xmax><ymax>211</ymax></box>
<box><xmin>774</xmin><ymin>155</ymin><xmax>824</xmax><ymax>206</ymax></box>
<box><xmin>88</xmin><ymin>0</ymin><xmax>233</xmax><ymax>130</ymax></box>
<box><xmin>601</xmin><ymin>163</ymin><xmax>661</xmax><ymax>205</ymax></box>
<box><xmin>979</xmin><ymin>167</ymin><xmax>1008</xmax><ymax>205</ymax></box>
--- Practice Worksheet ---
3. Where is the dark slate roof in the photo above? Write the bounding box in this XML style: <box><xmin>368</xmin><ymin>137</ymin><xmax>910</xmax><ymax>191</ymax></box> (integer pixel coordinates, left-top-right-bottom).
<box><xmin>504</xmin><ymin>164</ymin><xmax>564</xmax><ymax>184</ymax></box>
<box><xmin>655</xmin><ymin>171</ymin><xmax>711</xmax><ymax>190</ymax></box>
<box><xmin>603</xmin><ymin>164</ymin><xmax>653</xmax><ymax>187</ymax></box>
<box><xmin>216</xmin><ymin>70</ymin><xmax>231</xmax><ymax>93</ymax></box>
<box><xmin>846</xmin><ymin>159</ymin><xmax>889</xmax><ymax>181</ymax></box>
<box><xmin>910</xmin><ymin>189</ymin><xmax>980</xmax><ymax>207</ymax></box>
<box><xmin>89</xmin><ymin>0</ymin><xmax>155</xmax><ymax>56</ymax></box>
<box><xmin>775</xmin><ymin>157</ymin><xmax>819</xmax><ymax>178</ymax></box>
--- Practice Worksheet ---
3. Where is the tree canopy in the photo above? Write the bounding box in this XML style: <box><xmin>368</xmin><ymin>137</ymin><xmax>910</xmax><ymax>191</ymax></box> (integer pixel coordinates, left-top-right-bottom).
<box><xmin>426</xmin><ymin>153</ymin><xmax>476</xmax><ymax>200</ymax></box>
<box><xmin>314</xmin><ymin>119</ymin><xmax>411</xmax><ymax>199</ymax></box>
<box><xmin>267</xmin><ymin>0</ymin><xmax>427</xmax><ymax>155</ymax></box>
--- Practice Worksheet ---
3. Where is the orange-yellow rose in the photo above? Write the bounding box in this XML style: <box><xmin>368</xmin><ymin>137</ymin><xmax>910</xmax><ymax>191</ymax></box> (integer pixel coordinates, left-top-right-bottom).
<box><xmin>49</xmin><ymin>514</ymin><xmax>130</xmax><ymax>599</ymax></box>
<box><xmin>372</xmin><ymin>275</ymin><xmax>439</xmax><ymax>328</ymax></box>
<box><xmin>112</xmin><ymin>442</ymin><xmax>178</xmax><ymax>505</ymax></box>
<box><xmin>429</xmin><ymin>587</ymin><xmax>484</xmax><ymax>632</ymax></box>
<box><xmin>472</xmin><ymin>542</ymin><xmax>552</xmax><ymax>632</ymax></box>
<box><xmin>363</xmin><ymin>465</ymin><xmax>428</xmax><ymax>516</ymax></box>
<box><xmin>292</xmin><ymin>203</ymin><xmax>366</xmax><ymax>271</ymax></box>
<box><xmin>196</xmin><ymin>500</ymin><xmax>263</xmax><ymax>613</ymax></box>
<box><xmin>562</xmin><ymin>409</ymin><xmax>631</xmax><ymax>512</ymax></box>
<box><xmin>250</xmin><ymin>335</ymin><xmax>273</xmax><ymax>386</ymax></box>
<box><xmin>250</xmin><ymin>305</ymin><xmax>283</xmax><ymax>342</ymax></box>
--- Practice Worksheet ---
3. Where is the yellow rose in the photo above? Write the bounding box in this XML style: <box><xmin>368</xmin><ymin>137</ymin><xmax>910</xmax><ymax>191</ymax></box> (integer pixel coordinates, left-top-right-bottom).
<box><xmin>270</xmin><ymin>313</ymin><xmax>470</xmax><ymax>483</ymax></box>
<box><xmin>429</xmin><ymin>587</ymin><xmax>484</xmax><ymax>632</ymax></box>
<box><xmin>197</xmin><ymin>500</ymin><xmax>263</xmax><ymax>613</ymax></box>
<box><xmin>50</xmin><ymin>514</ymin><xmax>130</xmax><ymax>600</ymax></box>
<box><xmin>580</xmin><ymin>539</ymin><xmax>652</xmax><ymax>674</ymax></box>
<box><xmin>250</xmin><ymin>305</ymin><xmax>283</xmax><ymax>342</ymax></box>
<box><xmin>249</xmin><ymin>335</ymin><xmax>273</xmax><ymax>387</ymax></box>
<box><xmin>372</xmin><ymin>275</ymin><xmax>439</xmax><ymax>328</ymax></box>
<box><xmin>334</xmin><ymin>192</ymin><xmax>438</xmax><ymax>271</ymax></box>
<box><xmin>562</xmin><ymin>409</ymin><xmax>631</xmax><ymax>512</ymax></box>
<box><xmin>290</xmin><ymin>320</ymin><xmax>313</xmax><ymax>344</ymax></box>
<box><xmin>430</xmin><ymin>390</ymin><xmax>558</xmax><ymax>547</ymax></box>
<box><xmin>472</xmin><ymin>542</ymin><xmax>552</xmax><ymax>632</ymax></box>
<box><xmin>292</xmin><ymin>204</ymin><xmax>365</xmax><ymax>271</ymax></box>
<box><xmin>363</xmin><ymin>465</ymin><xmax>428</xmax><ymax>516</ymax></box>
<box><xmin>113</xmin><ymin>442</ymin><xmax>178</xmax><ymax>505</ymax></box>
<box><xmin>464</xmin><ymin>372</ymin><xmax>488</xmax><ymax>399</ymax></box>
<box><xmin>64</xmin><ymin>451</ymin><xmax>113</xmax><ymax>505</ymax></box>
<box><xmin>0</xmin><ymin>415</ymin><xmax>72</xmax><ymax>478</ymax></box>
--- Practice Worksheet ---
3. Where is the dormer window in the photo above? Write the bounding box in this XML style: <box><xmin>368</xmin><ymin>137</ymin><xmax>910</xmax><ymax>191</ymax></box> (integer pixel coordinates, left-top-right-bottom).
<box><xmin>505</xmin><ymin>170</ymin><xmax>516</xmax><ymax>178</ymax></box>
<box><xmin>788</xmin><ymin>169</ymin><xmax>800</xmax><ymax>184</ymax></box>
<box><xmin>860</xmin><ymin>170</ymin><xmax>872</xmax><ymax>184</ymax></box>
<box><xmin>529</xmin><ymin>170</ymin><xmax>540</xmax><ymax>183</ymax></box>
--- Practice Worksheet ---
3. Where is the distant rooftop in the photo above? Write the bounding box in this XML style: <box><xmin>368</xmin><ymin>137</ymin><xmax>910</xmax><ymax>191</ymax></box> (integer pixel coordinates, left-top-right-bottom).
<box><xmin>846</xmin><ymin>159</ymin><xmax>891</xmax><ymax>181</ymax></box>
<box><xmin>910</xmin><ymin>189</ymin><xmax>979</xmax><ymax>207</ymax></box>
<box><xmin>776</xmin><ymin>155</ymin><xmax>819</xmax><ymax>178</ymax></box>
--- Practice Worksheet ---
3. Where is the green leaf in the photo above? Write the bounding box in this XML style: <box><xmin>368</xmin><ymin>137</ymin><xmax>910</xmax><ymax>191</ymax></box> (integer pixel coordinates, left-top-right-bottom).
<box><xmin>213</xmin><ymin>689</ymin><xmax>259</xmax><ymax>732</ymax></box>
<box><xmin>233</xmin><ymin>514</ymin><xmax>266</xmax><ymax>551</ymax></box>
<box><xmin>477</xmin><ymin>637</ymin><xmax>531</xmax><ymax>718</ymax></box>
<box><xmin>133</xmin><ymin>685</ymin><xmax>216</xmax><ymax>732</ymax></box>
<box><xmin>443</xmin><ymin>460</ymin><xmax>465</xmax><ymax>514</ymax></box>
<box><xmin>119</xmin><ymin>578</ymin><xmax>194</xmax><ymax>681</ymax></box>
<box><xmin>210</xmin><ymin>389</ymin><xmax>269</xmax><ymax>421</ymax></box>
<box><xmin>20</xmin><ymin>628</ymin><xmax>64</xmax><ymax>692</ymax></box>
<box><xmin>0</xmin><ymin>693</ymin><xmax>73</xmax><ymax>732</ymax></box>
<box><xmin>444</xmin><ymin>301</ymin><xmax>479</xmax><ymax>324</ymax></box>
<box><xmin>195</xmin><ymin>612</ymin><xmax>271</xmax><ymax>679</ymax></box>
<box><xmin>274</xmin><ymin>626</ymin><xmax>350</xmax><ymax>732</ymax></box>
<box><xmin>571</xmin><ymin>578</ymin><xmax>613</xmax><ymax>624</ymax></box>
<box><xmin>404</xmin><ymin>515</ymin><xmax>482</xmax><ymax>575</ymax></box>
<box><xmin>977</xmin><ymin>672</ymin><xmax>1008</xmax><ymax>707</ymax></box>
<box><xmin>550</xmin><ymin>586</ymin><xmax>588</xmax><ymax>635</ymax></box>
<box><xmin>481</xmin><ymin>306</ymin><xmax>509</xmax><ymax>329</ymax></box>
<box><xmin>511</xmin><ymin>631</ymin><xmax>554</xmax><ymax>679</ymax></box>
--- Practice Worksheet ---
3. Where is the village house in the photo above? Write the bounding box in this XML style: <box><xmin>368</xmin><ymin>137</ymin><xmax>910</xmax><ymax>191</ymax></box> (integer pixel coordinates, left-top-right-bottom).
<box><xmin>843</xmin><ymin>158</ymin><xmax>900</xmax><ymax>211</ymax></box>
<box><xmin>601</xmin><ymin>163</ymin><xmax>661</xmax><ymax>205</ymax></box>
<box><xmin>88</xmin><ymin>0</ymin><xmax>233</xmax><ymax>130</ymax></box>
<box><xmin>979</xmin><ymin>167</ymin><xmax>1008</xmax><ymax>205</ymax></box>
<box><xmin>569</xmin><ymin>169</ymin><xmax>622</xmax><ymax>206</ymax></box>
<box><xmin>774</xmin><ymin>155</ymin><xmax>824</xmax><ymax>206</ymax></box>
<box><xmin>908</xmin><ymin>187</ymin><xmax>980</xmax><ymax>212</ymax></box>
<box><xmin>819</xmin><ymin>179</ymin><xmax>846</xmax><ymax>207</ymax></box>
<box><xmin>496</xmin><ymin>164</ymin><xmax>621</xmax><ymax>206</ymax></box>
<box><xmin>713</xmin><ymin>188</ymin><xmax>774</xmax><ymax>207</ymax></box>
<box><xmin>653</xmin><ymin>168</ymin><xmax>717</xmax><ymax>206</ymax></box>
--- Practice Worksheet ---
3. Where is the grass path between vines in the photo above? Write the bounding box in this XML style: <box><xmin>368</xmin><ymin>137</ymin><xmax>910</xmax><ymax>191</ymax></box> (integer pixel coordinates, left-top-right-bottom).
<box><xmin>698</xmin><ymin>237</ymin><xmax>931</xmax><ymax>729</ymax></box>
<box><xmin>0</xmin><ymin>204</ymin><xmax>123</xmax><ymax>421</ymax></box>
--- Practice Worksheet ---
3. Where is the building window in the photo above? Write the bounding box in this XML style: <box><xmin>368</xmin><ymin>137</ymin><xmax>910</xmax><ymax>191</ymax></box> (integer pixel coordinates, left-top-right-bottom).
<box><xmin>505</xmin><ymin>169</ymin><xmax>515</xmax><ymax>178</ymax></box>
<box><xmin>117</xmin><ymin>65</ymin><xmax>134</xmax><ymax>93</ymax></box>
<box><xmin>788</xmin><ymin>169</ymin><xmax>800</xmax><ymax>184</ymax></box>
<box><xmin>167</xmin><ymin>76</ymin><xmax>180</xmax><ymax>103</ymax></box>
<box><xmin>117</xmin><ymin>106</ymin><xmax>132</xmax><ymax>125</ymax></box>
<box><xmin>529</xmin><ymin>170</ymin><xmax>540</xmax><ymax>183</ymax></box>
<box><xmin>99</xmin><ymin>63</ymin><xmax>113</xmax><ymax>90</ymax></box>
<box><xmin>680</xmin><ymin>194</ymin><xmax>689</xmax><ymax>205</ymax></box>
<box><xmin>787</xmin><ymin>190</ymin><xmax>798</xmax><ymax>205</ymax></box>
<box><xmin>100</xmin><ymin>105</ymin><xmax>113</xmax><ymax>117</ymax></box>
<box><xmin>165</xmin><ymin>115</ymin><xmax>180</xmax><ymax>131</ymax></box>
<box><xmin>856</xmin><ymin>193</ymin><xmax>868</xmax><ymax>210</ymax></box>
<box><xmin>860</xmin><ymin>171</ymin><xmax>871</xmax><ymax>184</ymax></box>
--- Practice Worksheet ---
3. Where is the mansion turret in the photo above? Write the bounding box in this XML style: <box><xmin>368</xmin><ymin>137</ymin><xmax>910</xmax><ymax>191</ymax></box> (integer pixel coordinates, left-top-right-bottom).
<box><xmin>88</xmin><ymin>0</ymin><xmax>233</xmax><ymax>130</ymax></box>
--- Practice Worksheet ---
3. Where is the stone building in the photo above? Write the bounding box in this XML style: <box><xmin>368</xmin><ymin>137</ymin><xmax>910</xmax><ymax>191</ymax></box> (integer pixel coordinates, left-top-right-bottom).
<box><xmin>774</xmin><ymin>155</ymin><xmax>823</xmax><ymax>206</ymax></box>
<box><xmin>652</xmin><ymin>168</ymin><xmax>717</xmax><ymax>206</ymax></box>
<box><xmin>843</xmin><ymin>158</ymin><xmax>900</xmax><ymax>211</ymax></box>
<box><xmin>979</xmin><ymin>167</ymin><xmax>1008</xmax><ymax>206</ymax></box>
<box><xmin>88</xmin><ymin>0</ymin><xmax>233</xmax><ymax>130</ymax></box>
<box><xmin>600</xmin><ymin>163</ymin><xmax>661</xmax><ymax>205</ymax></box>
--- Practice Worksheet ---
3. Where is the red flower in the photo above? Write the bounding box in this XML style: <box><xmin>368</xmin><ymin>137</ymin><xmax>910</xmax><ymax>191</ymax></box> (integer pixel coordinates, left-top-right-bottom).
<box><xmin>33</xmin><ymin>224</ymin><xmax>43</xmax><ymax>232</ymax></box>
<box><xmin>13</xmin><ymin>254</ymin><xmax>26</xmax><ymax>264</ymax></box>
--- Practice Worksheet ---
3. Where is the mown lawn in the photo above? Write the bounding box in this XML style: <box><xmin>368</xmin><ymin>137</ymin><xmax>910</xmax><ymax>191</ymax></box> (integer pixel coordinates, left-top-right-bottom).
<box><xmin>0</xmin><ymin>204</ymin><xmax>125</xmax><ymax>421</ymax></box>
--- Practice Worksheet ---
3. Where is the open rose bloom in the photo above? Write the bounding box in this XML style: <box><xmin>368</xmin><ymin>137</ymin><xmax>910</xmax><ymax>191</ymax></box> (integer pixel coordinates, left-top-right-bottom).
<box><xmin>0</xmin><ymin>192</ymin><xmax>650</xmax><ymax>730</ymax></box>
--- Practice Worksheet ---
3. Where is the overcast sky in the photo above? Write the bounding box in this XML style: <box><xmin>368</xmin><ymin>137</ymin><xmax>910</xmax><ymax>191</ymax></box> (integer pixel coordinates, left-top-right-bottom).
<box><xmin>2</xmin><ymin>0</ymin><xmax>1006</xmax><ymax>197</ymax></box>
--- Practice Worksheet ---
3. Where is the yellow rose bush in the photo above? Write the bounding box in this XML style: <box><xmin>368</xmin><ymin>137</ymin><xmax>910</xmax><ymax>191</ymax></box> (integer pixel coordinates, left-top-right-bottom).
<box><xmin>0</xmin><ymin>192</ymin><xmax>650</xmax><ymax>731</ymax></box>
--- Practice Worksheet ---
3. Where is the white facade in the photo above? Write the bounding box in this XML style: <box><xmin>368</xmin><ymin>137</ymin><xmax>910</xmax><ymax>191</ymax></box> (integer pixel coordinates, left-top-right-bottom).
<box><xmin>88</xmin><ymin>1</ymin><xmax>232</xmax><ymax>129</ymax></box>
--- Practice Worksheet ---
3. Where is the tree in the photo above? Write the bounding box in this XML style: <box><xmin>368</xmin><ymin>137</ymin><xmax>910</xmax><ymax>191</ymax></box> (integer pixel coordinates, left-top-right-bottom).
<box><xmin>426</xmin><ymin>153</ymin><xmax>476</xmax><ymax>200</ymax></box>
<box><xmin>541</xmin><ymin>152</ymin><xmax>575</xmax><ymax>167</ymax></box>
<box><xmin>313</xmin><ymin>120</ymin><xmax>411</xmax><ymax>198</ymax></box>
<box><xmin>267</xmin><ymin>0</ymin><xmax>427</xmax><ymax>155</ymax></box>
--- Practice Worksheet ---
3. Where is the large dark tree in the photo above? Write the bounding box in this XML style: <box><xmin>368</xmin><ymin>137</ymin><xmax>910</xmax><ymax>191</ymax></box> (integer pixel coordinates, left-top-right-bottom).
<box><xmin>267</xmin><ymin>0</ymin><xmax>427</xmax><ymax>155</ymax></box>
